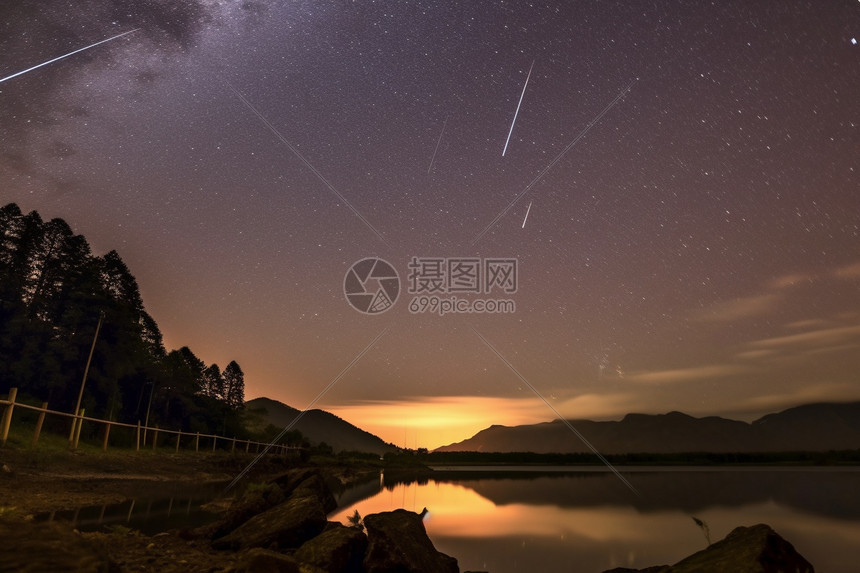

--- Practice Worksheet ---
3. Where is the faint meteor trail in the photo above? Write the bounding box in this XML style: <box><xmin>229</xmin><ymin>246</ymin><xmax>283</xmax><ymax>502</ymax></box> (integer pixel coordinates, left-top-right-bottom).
<box><xmin>502</xmin><ymin>60</ymin><xmax>535</xmax><ymax>157</ymax></box>
<box><xmin>226</xmin><ymin>328</ymin><xmax>388</xmax><ymax>491</ymax></box>
<box><xmin>427</xmin><ymin>115</ymin><xmax>449</xmax><ymax>174</ymax></box>
<box><xmin>229</xmin><ymin>85</ymin><xmax>389</xmax><ymax>247</ymax></box>
<box><xmin>473</xmin><ymin>77</ymin><xmax>637</xmax><ymax>246</ymax></box>
<box><xmin>471</xmin><ymin>326</ymin><xmax>639</xmax><ymax>496</ymax></box>
<box><xmin>522</xmin><ymin>200</ymin><xmax>533</xmax><ymax>228</ymax></box>
<box><xmin>0</xmin><ymin>29</ymin><xmax>140</xmax><ymax>84</ymax></box>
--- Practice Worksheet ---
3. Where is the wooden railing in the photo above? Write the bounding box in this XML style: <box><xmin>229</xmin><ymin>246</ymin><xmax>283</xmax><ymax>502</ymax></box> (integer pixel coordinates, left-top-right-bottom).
<box><xmin>1</xmin><ymin>387</ymin><xmax>297</xmax><ymax>455</ymax></box>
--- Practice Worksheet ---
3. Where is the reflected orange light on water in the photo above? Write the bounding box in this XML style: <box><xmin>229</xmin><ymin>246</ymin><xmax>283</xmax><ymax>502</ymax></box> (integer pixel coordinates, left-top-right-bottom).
<box><xmin>329</xmin><ymin>479</ymin><xmax>860</xmax><ymax>573</ymax></box>
<box><xmin>331</xmin><ymin>480</ymin><xmax>663</xmax><ymax>541</ymax></box>
<box><xmin>335</xmin><ymin>480</ymin><xmax>857</xmax><ymax>546</ymax></box>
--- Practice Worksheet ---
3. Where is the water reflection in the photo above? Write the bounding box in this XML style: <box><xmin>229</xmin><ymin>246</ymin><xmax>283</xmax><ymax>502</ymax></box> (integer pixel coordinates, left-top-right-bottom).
<box><xmin>34</xmin><ymin>482</ymin><xmax>226</xmax><ymax>535</ymax></box>
<box><xmin>330</xmin><ymin>467</ymin><xmax>860</xmax><ymax>573</ymax></box>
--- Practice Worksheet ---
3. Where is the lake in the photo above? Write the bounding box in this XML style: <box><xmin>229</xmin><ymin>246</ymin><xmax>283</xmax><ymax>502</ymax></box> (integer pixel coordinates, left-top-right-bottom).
<box><xmin>329</xmin><ymin>466</ymin><xmax>860</xmax><ymax>573</ymax></box>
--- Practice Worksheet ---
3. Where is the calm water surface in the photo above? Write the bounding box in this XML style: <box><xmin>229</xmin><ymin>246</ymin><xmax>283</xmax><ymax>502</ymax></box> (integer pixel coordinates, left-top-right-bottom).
<box><xmin>330</xmin><ymin>466</ymin><xmax>860</xmax><ymax>573</ymax></box>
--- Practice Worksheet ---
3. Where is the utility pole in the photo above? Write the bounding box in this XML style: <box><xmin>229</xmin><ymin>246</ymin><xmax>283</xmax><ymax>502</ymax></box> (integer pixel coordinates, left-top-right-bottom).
<box><xmin>143</xmin><ymin>381</ymin><xmax>155</xmax><ymax>445</ymax></box>
<box><xmin>69</xmin><ymin>311</ymin><xmax>103</xmax><ymax>447</ymax></box>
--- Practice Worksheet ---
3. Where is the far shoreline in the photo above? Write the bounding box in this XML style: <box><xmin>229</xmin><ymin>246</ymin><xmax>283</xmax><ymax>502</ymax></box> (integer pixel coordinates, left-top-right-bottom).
<box><xmin>426</xmin><ymin>463</ymin><xmax>860</xmax><ymax>472</ymax></box>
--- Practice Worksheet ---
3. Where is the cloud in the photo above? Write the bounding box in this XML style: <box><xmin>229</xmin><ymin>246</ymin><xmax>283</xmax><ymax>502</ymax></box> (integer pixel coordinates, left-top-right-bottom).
<box><xmin>737</xmin><ymin>382</ymin><xmax>860</xmax><ymax>413</ymax></box>
<box><xmin>833</xmin><ymin>261</ymin><xmax>860</xmax><ymax>279</ymax></box>
<box><xmin>768</xmin><ymin>273</ymin><xmax>814</xmax><ymax>289</ymax></box>
<box><xmin>694</xmin><ymin>293</ymin><xmax>781</xmax><ymax>323</ymax></box>
<box><xmin>784</xmin><ymin>318</ymin><xmax>830</xmax><ymax>330</ymax></box>
<box><xmin>553</xmin><ymin>392</ymin><xmax>643</xmax><ymax>420</ymax></box>
<box><xmin>735</xmin><ymin>349</ymin><xmax>776</xmax><ymax>360</ymax></box>
<box><xmin>627</xmin><ymin>364</ymin><xmax>749</xmax><ymax>384</ymax></box>
<box><xmin>749</xmin><ymin>324</ymin><xmax>860</xmax><ymax>350</ymax></box>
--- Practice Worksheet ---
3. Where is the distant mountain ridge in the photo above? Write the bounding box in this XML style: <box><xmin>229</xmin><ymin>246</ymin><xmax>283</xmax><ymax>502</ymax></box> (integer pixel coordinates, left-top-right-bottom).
<box><xmin>246</xmin><ymin>397</ymin><xmax>395</xmax><ymax>455</ymax></box>
<box><xmin>435</xmin><ymin>402</ymin><xmax>860</xmax><ymax>454</ymax></box>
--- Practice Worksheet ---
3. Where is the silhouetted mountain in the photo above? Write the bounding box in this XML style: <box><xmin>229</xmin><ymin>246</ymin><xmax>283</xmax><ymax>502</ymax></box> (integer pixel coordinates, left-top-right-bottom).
<box><xmin>246</xmin><ymin>397</ymin><xmax>395</xmax><ymax>455</ymax></box>
<box><xmin>435</xmin><ymin>402</ymin><xmax>860</xmax><ymax>453</ymax></box>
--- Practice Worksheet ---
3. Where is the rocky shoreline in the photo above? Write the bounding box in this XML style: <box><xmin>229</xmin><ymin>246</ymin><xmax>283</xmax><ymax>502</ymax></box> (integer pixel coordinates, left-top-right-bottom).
<box><xmin>0</xmin><ymin>465</ymin><xmax>464</xmax><ymax>573</ymax></box>
<box><xmin>0</xmin><ymin>457</ymin><xmax>818</xmax><ymax>573</ymax></box>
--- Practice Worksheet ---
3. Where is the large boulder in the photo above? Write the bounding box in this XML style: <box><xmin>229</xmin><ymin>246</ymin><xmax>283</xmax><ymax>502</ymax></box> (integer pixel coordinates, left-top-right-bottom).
<box><xmin>363</xmin><ymin>509</ymin><xmax>458</xmax><ymax>573</ymax></box>
<box><xmin>604</xmin><ymin>523</ymin><xmax>814</xmax><ymax>573</ymax></box>
<box><xmin>271</xmin><ymin>470</ymin><xmax>338</xmax><ymax>514</ymax></box>
<box><xmin>212</xmin><ymin>492</ymin><xmax>327</xmax><ymax>551</ymax></box>
<box><xmin>191</xmin><ymin>482</ymin><xmax>286</xmax><ymax>540</ymax></box>
<box><xmin>295</xmin><ymin>522</ymin><xmax>368</xmax><ymax>573</ymax></box>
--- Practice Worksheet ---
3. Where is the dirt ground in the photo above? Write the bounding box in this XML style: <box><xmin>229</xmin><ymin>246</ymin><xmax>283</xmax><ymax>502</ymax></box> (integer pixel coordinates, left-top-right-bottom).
<box><xmin>0</xmin><ymin>447</ymin><xmax>356</xmax><ymax>572</ymax></box>
<box><xmin>0</xmin><ymin>446</ymin><xmax>293</xmax><ymax>515</ymax></box>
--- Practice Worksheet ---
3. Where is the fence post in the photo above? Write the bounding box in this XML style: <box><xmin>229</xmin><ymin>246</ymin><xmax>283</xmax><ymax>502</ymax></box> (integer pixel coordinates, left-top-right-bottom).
<box><xmin>195</xmin><ymin>432</ymin><xmax>199</xmax><ymax>452</ymax></box>
<box><xmin>231</xmin><ymin>437</ymin><xmax>236</xmax><ymax>453</ymax></box>
<box><xmin>31</xmin><ymin>401</ymin><xmax>48</xmax><ymax>446</ymax></box>
<box><xmin>175</xmin><ymin>431</ymin><xmax>181</xmax><ymax>454</ymax></box>
<box><xmin>212</xmin><ymin>436</ymin><xmax>217</xmax><ymax>452</ymax></box>
<box><xmin>1</xmin><ymin>387</ymin><xmax>17</xmax><ymax>447</ymax></box>
<box><xmin>102</xmin><ymin>421</ymin><xmax>111</xmax><ymax>452</ymax></box>
<box><xmin>245</xmin><ymin>440</ymin><xmax>250</xmax><ymax>453</ymax></box>
<box><xmin>135</xmin><ymin>421</ymin><xmax>141</xmax><ymax>451</ymax></box>
<box><xmin>72</xmin><ymin>408</ymin><xmax>85</xmax><ymax>450</ymax></box>
<box><xmin>152</xmin><ymin>426</ymin><xmax>158</xmax><ymax>450</ymax></box>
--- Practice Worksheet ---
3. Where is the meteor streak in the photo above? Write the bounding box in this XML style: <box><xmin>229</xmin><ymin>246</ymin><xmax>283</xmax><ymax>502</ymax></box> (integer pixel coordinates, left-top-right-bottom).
<box><xmin>502</xmin><ymin>60</ymin><xmax>535</xmax><ymax>157</ymax></box>
<box><xmin>0</xmin><ymin>29</ymin><xmax>140</xmax><ymax>84</ymax></box>
<box><xmin>522</xmin><ymin>200</ymin><xmax>533</xmax><ymax>228</ymax></box>
<box><xmin>427</xmin><ymin>115</ymin><xmax>449</xmax><ymax>174</ymax></box>
<box><xmin>473</xmin><ymin>77</ymin><xmax>637</xmax><ymax>246</ymax></box>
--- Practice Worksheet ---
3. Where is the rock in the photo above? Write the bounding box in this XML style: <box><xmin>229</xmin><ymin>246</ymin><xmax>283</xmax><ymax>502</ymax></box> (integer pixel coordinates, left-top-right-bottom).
<box><xmin>272</xmin><ymin>470</ymin><xmax>338</xmax><ymax>514</ymax></box>
<box><xmin>295</xmin><ymin>522</ymin><xmax>368</xmax><ymax>573</ymax></box>
<box><xmin>363</xmin><ymin>509</ymin><xmax>458</xmax><ymax>573</ymax></box>
<box><xmin>213</xmin><ymin>493</ymin><xmax>327</xmax><ymax>551</ymax></box>
<box><xmin>0</xmin><ymin>520</ymin><xmax>117</xmax><ymax>573</ymax></box>
<box><xmin>232</xmin><ymin>547</ymin><xmax>302</xmax><ymax>573</ymax></box>
<box><xmin>190</xmin><ymin>482</ymin><xmax>285</xmax><ymax>540</ymax></box>
<box><xmin>603</xmin><ymin>523</ymin><xmax>814</xmax><ymax>573</ymax></box>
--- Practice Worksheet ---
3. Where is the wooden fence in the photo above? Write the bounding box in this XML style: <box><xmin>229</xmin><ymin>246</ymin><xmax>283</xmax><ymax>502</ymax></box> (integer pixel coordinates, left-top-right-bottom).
<box><xmin>1</xmin><ymin>387</ymin><xmax>297</xmax><ymax>455</ymax></box>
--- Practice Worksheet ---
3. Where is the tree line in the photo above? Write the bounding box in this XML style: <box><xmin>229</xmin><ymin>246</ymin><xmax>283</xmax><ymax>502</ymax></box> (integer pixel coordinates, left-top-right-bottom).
<box><xmin>0</xmin><ymin>203</ymin><xmax>246</xmax><ymax>437</ymax></box>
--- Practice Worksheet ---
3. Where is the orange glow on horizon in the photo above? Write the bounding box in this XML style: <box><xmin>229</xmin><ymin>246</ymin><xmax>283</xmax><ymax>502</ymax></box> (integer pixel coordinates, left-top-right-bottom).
<box><xmin>325</xmin><ymin>396</ymin><xmax>550</xmax><ymax>449</ymax></box>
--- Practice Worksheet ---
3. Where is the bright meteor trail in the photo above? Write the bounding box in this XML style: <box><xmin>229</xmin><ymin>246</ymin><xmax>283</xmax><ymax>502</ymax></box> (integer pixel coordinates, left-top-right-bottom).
<box><xmin>522</xmin><ymin>200</ymin><xmax>533</xmax><ymax>228</ymax></box>
<box><xmin>502</xmin><ymin>60</ymin><xmax>535</xmax><ymax>157</ymax></box>
<box><xmin>473</xmin><ymin>78</ymin><xmax>637</xmax><ymax>245</ymax></box>
<box><xmin>0</xmin><ymin>29</ymin><xmax>140</xmax><ymax>84</ymax></box>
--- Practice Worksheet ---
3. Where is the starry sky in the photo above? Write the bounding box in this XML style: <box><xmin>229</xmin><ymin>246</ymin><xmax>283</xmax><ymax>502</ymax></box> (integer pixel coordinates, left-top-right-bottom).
<box><xmin>3</xmin><ymin>1</ymin><xmax>859</xmax><ymax>449</ymax></box>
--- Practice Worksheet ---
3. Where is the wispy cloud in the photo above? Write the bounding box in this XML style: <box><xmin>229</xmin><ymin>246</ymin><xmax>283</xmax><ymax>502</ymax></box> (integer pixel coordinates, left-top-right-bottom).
<box><xmin>694</xmin><ymin>293</ymin><xmax>781</xmax><ymax>323</ymax></box>
<box><xmin>627</xmin><ymin>364</ymin><xmax>749</xmax><ymax>384</ymax></box>
<box><xmin>749</xmin><ymin>324</ymin><xmax>860</xmax><ymax>350</ymax></box>
<box><xmin>784</xmin><ymin>318</ymin><xmax>830</xmax><ymax>330</ymax></box>
<box><xmin>735</xmin><ymin>349</ymin><xmax>776</xmax><ymax>360</ymax></box>
<box><xmin>738</xmin><ymin>382</ymin><xmax>860</xmax><ymax>412</ymax></box>
<box><xmin>768</xmin><ymin>273</ymin><xmax>814</xmax><ymax>289</ymax></box>
<box><xmin>833</xmin><ymin>261</ymin><xmax>860</xmax><ymax>279</ymax></box>
<box><xmin>553</xmin><ymin>392</ymin><xmax>643</xmax><ymax>419</ymax></box>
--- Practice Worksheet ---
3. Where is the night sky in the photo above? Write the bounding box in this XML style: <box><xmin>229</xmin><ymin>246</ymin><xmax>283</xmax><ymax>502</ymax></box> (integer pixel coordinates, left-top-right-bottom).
<box><xmin>3</xmin><ymin>1</ymin><xmax>859</xmax><ymax>448</ymax></box>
